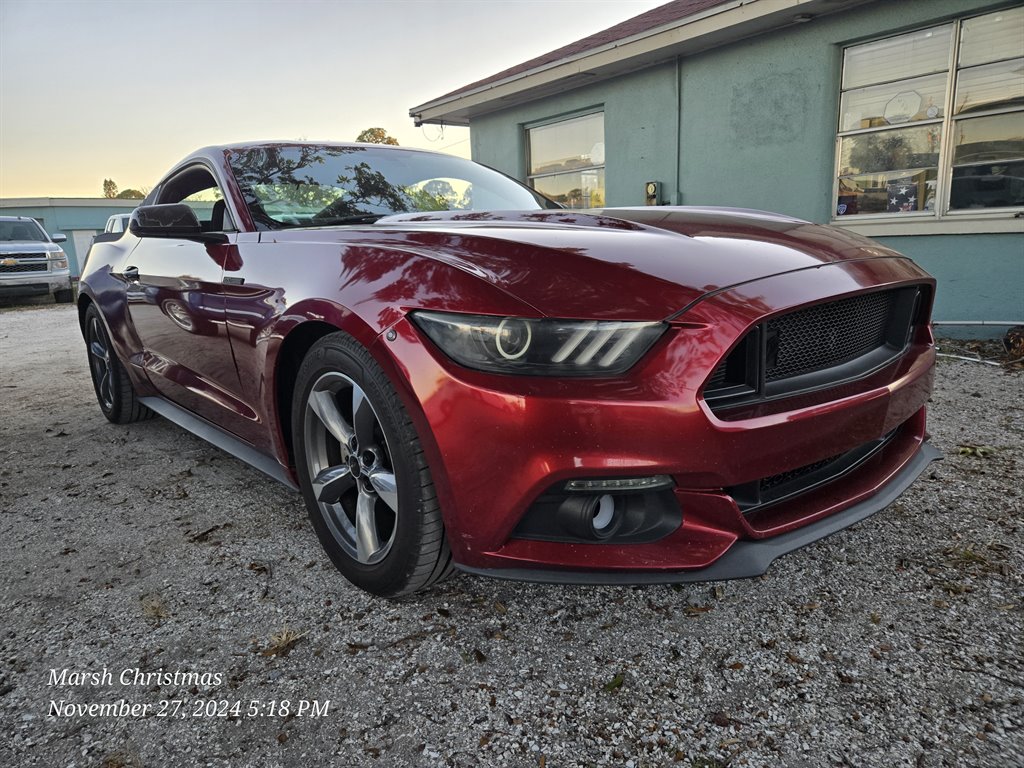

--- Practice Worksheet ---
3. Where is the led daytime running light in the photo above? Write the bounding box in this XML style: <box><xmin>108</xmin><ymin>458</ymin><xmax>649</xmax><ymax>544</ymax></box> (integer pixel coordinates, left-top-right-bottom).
<box><xmin>564</xmin><ymin>475</ymin><xmax>673</xmax><ymax>492</ymax></box>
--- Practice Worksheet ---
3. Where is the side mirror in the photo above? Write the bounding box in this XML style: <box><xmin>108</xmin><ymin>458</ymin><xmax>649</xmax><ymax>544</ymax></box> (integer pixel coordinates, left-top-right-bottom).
<box><xmin>129</xmin><ymin>204</ymin><xmax>227</xmax><ymax>244</ymax></box>
<box><xmin>130</xmin><ymin>204</ymin><xmax>201</xmax><ymax>237</ymax></box>
<box><xmin>50</xmin><ymin>233</ymin><xmax>67</xmax><ymax>243</ymax></box>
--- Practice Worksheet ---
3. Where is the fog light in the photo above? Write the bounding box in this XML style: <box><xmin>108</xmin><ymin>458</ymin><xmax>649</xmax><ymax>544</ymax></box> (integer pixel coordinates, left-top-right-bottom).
<box><xmin>515</xmin><ymin>484</ymin><xmax>682</xmax><ymax>544</ymax></box>
<box><xmin>556</xmin><ymin>494</ymin><xmax>622</xmax><ymax>540</ymax></box>
<box><xmin>592</xmin><ymin>494</ymin><xmax>615</xmax><ymax>532</ymax></box>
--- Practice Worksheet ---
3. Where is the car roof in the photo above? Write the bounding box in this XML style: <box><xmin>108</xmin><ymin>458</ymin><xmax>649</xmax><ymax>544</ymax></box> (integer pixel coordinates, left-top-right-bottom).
<box><xmin>181</xmin><ymin>140</ymin><xmax>439</xmax><ymax>167</ymax></box>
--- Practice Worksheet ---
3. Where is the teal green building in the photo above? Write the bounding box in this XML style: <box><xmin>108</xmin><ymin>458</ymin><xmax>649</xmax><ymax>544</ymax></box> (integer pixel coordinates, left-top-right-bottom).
<box><xmin>411</xmin><ymin>0</ymin><xmax>1023</xmax><ymax>334</ymax></box>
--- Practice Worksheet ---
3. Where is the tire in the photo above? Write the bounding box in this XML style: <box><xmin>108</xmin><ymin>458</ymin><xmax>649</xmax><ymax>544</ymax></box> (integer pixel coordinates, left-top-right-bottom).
<box><xmin>84</xmin><ymin>304</ymin><xmax>154</xmax><ymax>424</ymax></box>
<box><xmin>292</xmin><ymin>332</ymin><xmax>452</xmax><ymax>597</ymax></box>
<box><xmin>54</xmin><ymin>288</ymin><xmax>74</xmax><ymax>304</ymax></box>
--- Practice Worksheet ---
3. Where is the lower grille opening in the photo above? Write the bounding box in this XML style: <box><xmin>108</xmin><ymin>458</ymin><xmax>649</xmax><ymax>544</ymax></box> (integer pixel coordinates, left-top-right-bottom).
<box><xmin>760</xmin><ymin>454</ymin><xmax>842</xmax><ymax>495</ymax></box>
<box><xmin>727</xmin><ymin>428</ymin><xmax>899</xmax><ymax>514</ymax></box>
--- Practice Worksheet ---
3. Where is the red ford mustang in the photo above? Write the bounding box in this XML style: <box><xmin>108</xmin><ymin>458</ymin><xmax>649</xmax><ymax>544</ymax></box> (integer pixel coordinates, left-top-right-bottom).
<box><xmin>79</xmin><ymin>142</ymin><xmax>939</xmax><ymax>597</ymax></box>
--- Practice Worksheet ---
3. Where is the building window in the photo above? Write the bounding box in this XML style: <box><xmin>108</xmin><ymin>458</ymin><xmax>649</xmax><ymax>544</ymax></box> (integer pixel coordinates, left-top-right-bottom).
<box><xmin>527</xmin><ymin>112</ymin><xmax>605</xmax><ymax>208</ymax></box>
<box><xmin>834</xmin><ymin>6</ymin><xmax>1023</xmax><ymax>220</ymax></box>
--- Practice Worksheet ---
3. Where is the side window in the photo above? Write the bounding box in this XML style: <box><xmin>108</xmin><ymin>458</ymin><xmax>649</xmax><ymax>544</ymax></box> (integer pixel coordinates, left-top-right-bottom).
<box><xmin>405</xmin><ymin>177</ymin><xmax>473</xmax><ymax>210</ymax></box>
<box><xmin>527</xmin><ymin>111</ymin><xmax>606</xmax><ymax>209</ymax></box>
<box><xmin>157</xmin><ymin>166</ymin><xmax>236</xmax><ymax>232</ymax></box>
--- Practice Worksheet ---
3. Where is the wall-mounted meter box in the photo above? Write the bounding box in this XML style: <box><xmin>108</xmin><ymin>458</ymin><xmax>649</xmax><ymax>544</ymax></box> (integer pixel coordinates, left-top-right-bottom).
<box><xmin>645</xmin><ymin>181</ymin><xmax>661</xmax><ymax>206</ymax></box>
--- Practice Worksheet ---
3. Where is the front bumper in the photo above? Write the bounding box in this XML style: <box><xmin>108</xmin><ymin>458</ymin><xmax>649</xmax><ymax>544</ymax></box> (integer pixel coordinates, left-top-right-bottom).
<box><xmin>458</xmin><ymin>441</ymin><xmax>940</xmax><ymax>584</ymax></box>
<box><xmin>0</xmin><ymin>270</ymin><xmax>72</xmax><ymax>297</ymax></box>
<box><xmin>381</xmin><ymin>260</ymin><xmax>937</xmax><ymax>581</ymax></box>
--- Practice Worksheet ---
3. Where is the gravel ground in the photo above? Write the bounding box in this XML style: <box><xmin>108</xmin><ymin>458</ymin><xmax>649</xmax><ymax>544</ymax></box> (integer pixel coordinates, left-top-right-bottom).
<box><xmin>1</xmin><ymin>304</ymin><xmax>1021</xmax><ymax>768</ymax></box>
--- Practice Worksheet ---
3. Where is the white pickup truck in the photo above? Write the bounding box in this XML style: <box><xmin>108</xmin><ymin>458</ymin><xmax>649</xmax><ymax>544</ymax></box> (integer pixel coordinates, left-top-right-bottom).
<box><xmin>0</xmin><ymin>216</ymin><xmax>72</xmax><ymax>303</ymax></box>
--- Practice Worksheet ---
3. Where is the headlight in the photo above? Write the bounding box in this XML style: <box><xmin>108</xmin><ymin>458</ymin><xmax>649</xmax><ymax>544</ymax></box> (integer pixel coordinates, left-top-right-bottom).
<box><xmin>49</xmin><ymin>251</ymin><xmax>67</xmax><ymax>269</ymax></box>
<box><xmin>411</xmin><ymin>311</ymin><xmax>665</xmax><ymax>376</ymax></box>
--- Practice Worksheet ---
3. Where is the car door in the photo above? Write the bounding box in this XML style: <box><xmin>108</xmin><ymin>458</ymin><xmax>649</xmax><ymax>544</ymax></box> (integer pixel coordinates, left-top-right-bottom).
<box><xmin>122</xmin><ymin>164</ymin><xmax>254</xmax><ymax>431</ymax></box>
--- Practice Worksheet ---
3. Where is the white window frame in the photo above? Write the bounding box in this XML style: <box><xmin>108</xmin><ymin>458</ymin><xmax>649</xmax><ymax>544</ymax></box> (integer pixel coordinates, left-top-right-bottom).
<box><xmin>832</xmin><ymin>8</ymin><xmax>1024</xmax><ymax>236</ymax></box>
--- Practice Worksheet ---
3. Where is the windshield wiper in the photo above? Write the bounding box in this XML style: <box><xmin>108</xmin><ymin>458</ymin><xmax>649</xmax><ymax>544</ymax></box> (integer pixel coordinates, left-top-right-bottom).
<box><xmin>309</xmin><ymin>213</ymin><xmax>387</xmax><ymax>226</ymax></box>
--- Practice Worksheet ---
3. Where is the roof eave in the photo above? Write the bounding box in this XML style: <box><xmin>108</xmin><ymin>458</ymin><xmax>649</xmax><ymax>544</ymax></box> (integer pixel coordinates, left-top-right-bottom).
<box><xmin>410</xmin><ymin>0</ymin><xmax>867</xmax><ymax>126</ymax></box>
<box><xmin>0</xmin><ymin>198</ymin><xmax>147</xmax><ymax>207</ymax></box>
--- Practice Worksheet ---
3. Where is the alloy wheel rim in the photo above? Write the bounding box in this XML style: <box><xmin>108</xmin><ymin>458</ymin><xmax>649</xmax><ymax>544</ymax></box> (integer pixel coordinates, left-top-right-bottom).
<box><xmin>87</xmin><ymin>316</ymin><xmax>114</xmax><ymax>410</ymax></box>
<box><xmin>303</xmin><ymin>372</ymin><xmax>399</xmax><ymax>565</ymax></box>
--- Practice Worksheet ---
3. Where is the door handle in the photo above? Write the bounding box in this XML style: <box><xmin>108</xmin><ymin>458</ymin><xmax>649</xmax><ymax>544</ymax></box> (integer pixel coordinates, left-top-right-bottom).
<box><xmin>122</xmin><ymin>265</ymin><xmax>140</xmax><ymax>281</ymax></box>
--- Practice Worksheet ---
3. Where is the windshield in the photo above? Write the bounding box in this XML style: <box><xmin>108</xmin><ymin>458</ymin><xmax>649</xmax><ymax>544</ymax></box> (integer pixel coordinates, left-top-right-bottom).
<box><xmin>226</xmin><ymin>145</ymin><xmax>559</xmax><ymax>229</ymax></box>
<box><xmin>0</xmin><ymin>219</ymin><xmax>47</xmax><ymax>242</ymax></box>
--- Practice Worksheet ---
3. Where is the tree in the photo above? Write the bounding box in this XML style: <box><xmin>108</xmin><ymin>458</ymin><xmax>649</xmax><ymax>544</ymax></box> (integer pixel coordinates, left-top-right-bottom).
<box><xmin>846</xmin><ymin>132</ymin><xmax>921</xmax><ymax>175</ymax></box>
<box><xmin>355</xmin><ymin>127</ymin><xmax>399</xmax><ymax>146</ymax></box>
<box><xmin>102</xmin><ymin>179</ymin><xmax>118</xmax><ymax>198</ymax></box>
<box><xmin>116</xmin><ymin>189</ymin><xmax>145</xmax><ymax>199</ymax></box>
<box><xmin>228</xmin><ymin>145</ymin><xmax>414</xmax><ymax>224</ymax></box>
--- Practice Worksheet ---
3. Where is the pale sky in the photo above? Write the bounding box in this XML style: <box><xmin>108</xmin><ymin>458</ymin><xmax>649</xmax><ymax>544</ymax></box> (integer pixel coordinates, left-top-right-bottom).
<box><xmin>0</xmin><ymin>0</ymin><xmax>664</xmax><ymax>198</ymax></box>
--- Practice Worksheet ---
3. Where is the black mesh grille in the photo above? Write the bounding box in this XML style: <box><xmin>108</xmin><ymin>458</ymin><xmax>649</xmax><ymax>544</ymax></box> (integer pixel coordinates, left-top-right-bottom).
<box><xmin>766</xmin><ymin>292</ymin><xmax>894</xmax><ymax>382</ymax></box>
<box><xmin>0</xmin><ymin>262</ymin><xmax>48</xmax><ymax>274</ymax></box>
<box><xmin>703</xmin><ymin>287</ymin><xmax>922</xmax><ymax>414</ymax></box>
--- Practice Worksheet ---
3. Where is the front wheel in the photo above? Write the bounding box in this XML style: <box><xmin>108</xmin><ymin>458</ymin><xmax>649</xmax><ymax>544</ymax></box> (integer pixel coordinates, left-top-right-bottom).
<box><xmin>292</xmin><ymin>332</ymin><xmax>452</xmax><ymax>597</ymax></box>
<box><xmin>54</xmin><ymin>288</ymin><xmax>74</xmax><ymax>304</ymax></box>
<box><xmin>83</xmin><ymin>304</ymin><xmax>153</xmax><ymax>424</ymax></box>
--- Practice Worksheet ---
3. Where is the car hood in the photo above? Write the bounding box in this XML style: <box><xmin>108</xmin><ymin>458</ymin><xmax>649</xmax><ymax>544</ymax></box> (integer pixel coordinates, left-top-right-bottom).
<box><xmin>276</xmin><ymin>207</ymin><xmax>910</xmax><ymax>321</ymax></box>
<box><xmin>0</xmin><ymin>241</ymin><xmax>61</xmax><ymax>255</ymax></box>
